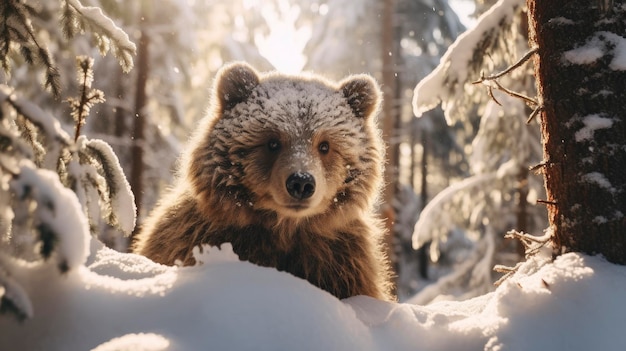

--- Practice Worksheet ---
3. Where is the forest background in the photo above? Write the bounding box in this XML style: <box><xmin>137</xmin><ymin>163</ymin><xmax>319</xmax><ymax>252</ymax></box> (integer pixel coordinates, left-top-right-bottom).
<box><xmin>1</xmin><ymin>0</ymin><xmax>603</xmax><ymax>306</ymax></box>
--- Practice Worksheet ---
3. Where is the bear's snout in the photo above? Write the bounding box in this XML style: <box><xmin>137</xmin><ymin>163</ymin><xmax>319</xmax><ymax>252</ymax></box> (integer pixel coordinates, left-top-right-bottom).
<box><xmin>286</xmin><ymin>172</ymin><xmax>316</xmax><ymax>200</ymax></box>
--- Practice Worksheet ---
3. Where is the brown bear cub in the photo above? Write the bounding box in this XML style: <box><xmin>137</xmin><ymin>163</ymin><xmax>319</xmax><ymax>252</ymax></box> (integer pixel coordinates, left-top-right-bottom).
<box><xmin>133</xmin><ymin>62</ymin><xmax>394</xmax><ymax>301</ymax></box>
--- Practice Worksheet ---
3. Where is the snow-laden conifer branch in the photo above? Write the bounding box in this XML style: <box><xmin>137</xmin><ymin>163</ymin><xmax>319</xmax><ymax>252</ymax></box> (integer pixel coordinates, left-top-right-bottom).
<box><xmin>83</xmin><ymin>138</ymin><xmax>136</xmax><ymax>235</ymax></box>
<box><xmin>59</xmin><ymin>56</ymin><xmax>135</xmax><ymax>235</ymax></box>
<box><xmin>412</xmin><ymin>173</ymin><xmax>497</xmax><ymax>250</ymax></box>
<box><xmin>10</xmin><ymin>161</ymin><xmax>91</xmax><ymax>272</ymax></box>
<box><xmin>0</xmin><ymin>266</ymin><xmax>33</xmax><ymax>321</ymax></box>
<box><xmin>0</xmin><ymin>85</ymin><xmax>70</xmax><ymax>170</ymax></box>
<box><xmin>62</xmin><ymin>0</ymin><xmax>136</xmax><ymax>72</ymax></box>
<box><xmin>3</xmin><ymin>71</ymin><xmax>136</xmax><ymax>238</ymax></box>
<box><xmin>2</xmin><ymin>0</ymin><xmax>135</xmax><ymax>98</ymax></box>
<box><xmin>412</xmin><ymin>0</ymin><xmax>526</xmax><ymax>124</ymax></box>
<box><xmin>0</xmin><ymin>0</ymin><xmax>61</xmax><ymax>97</ymax></box>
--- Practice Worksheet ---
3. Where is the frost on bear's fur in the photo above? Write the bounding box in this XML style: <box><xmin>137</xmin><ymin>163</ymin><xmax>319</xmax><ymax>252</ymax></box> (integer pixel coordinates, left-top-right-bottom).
<box><xmin>132</xmin><ymin>62</ymin><xmax>394</xmax><ymax>301</ymax></box>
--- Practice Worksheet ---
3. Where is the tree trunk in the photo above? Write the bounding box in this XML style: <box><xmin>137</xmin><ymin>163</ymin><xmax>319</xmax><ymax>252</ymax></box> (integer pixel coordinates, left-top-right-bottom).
<box><xmin>418</xmin><ymin>128</ymin><xmax>429</xmax><ymax>279</ymax></box>
<box><xmin>528</xmin><ymin>0</ymin><xmax>626</xmax><ymax>263</ymax></box>
<box><xmin>130</xmin><ymin>24</ymin><xmax>149</xmax><ymax>229</ymax></box>
<box><xmin>381</xmin><ymin>0</ymin><xmax>399</xmax><ymax>281</ymax></box>
<box><xmin>516</xmin><ymin>166</ymin><xmax>528</xmax><ymax>256</ymax></box>
<box><xmin>114</xmin><ymin>68</ymin><xmax>127</xmax><ymax>138</ymax></box>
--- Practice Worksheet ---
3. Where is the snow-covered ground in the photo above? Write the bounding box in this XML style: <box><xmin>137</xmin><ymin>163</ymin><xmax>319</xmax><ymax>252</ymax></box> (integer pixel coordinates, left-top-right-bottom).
<box><xmin>1</xmin><ymin>237</ymin><xmax>625</xmax><ymax>351</ymax></box>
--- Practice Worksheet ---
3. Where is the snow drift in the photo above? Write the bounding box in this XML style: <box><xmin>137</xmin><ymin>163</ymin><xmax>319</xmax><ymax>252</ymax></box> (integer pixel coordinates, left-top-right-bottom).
<box><xmin>1</xmin><ymin>237</ymin><xmax>625</xmax><ymax>351</ymax></box>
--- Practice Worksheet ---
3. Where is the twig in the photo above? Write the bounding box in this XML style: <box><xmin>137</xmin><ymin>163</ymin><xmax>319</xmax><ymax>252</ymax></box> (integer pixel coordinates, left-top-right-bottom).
<box><xmin>493</xmin><ymin>229</ymin><xmax>552</xmax><ymax>286</ymax></box>
<box><xmin>472</xmin><ymin>47</ymin><xmax>541</xmax><ymax>120</ymax></box>
<box><xmin>492</xmin><ymin>80</ymin><xmax>539</xmax><ymax>106</ymax></box>
<box><xmin>494</xmin><ymin>262</ymin><xmax>523</xmax><ymax>286</ymax></box>
<box><xmin>526</xmin><ymin>105</ymin><xmax>543</xmax><ymax>124</ymax></box>
<box><xmin>487</xmin><ymin>85</ymin><xmax>502</xmax><ymax>106</ymax></box>
<box><xmin>472</xmin><ymin>47</ymin><xmax>538</xmax><ymax>82</ymax></box>
<box><xmin>536</xmin><ymin>199</ymin><xmax>558</xmax><ymax>206</ymax></box>
<box><xmin>529</xmin><ymin>160</ymin><xmax>548</xmax><ymax>172</ymax></box>
<box><xmin>505</xmin><ymin>230</ymin><xmax>550</xmax><ymax>255</ymax></box>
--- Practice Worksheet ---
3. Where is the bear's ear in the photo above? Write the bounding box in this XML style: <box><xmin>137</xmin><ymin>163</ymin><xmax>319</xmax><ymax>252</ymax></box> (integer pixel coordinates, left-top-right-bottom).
<box><xmin>339</xmin><ymin>75</ymin><xmax>382</xmax><ymax>119</ymax></box>
<box><xmin>214</xmin><ymin>62</ymin><xmax>260</xmax><ymax>111</ymax></box>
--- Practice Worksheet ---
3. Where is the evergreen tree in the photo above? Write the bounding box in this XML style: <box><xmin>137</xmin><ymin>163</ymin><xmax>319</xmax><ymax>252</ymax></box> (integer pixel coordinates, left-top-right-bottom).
<box><xmin>0</xmin><ymin>0</ymin><xmax>135</xmax><ymax>321</ymax></box>
<box><xmin>411</xmin><ymin>0</ymin><xmax>548</xmax><ymax>302</ymax></box>
<box><xmin>528</xmin><ymin>0</ymin><xmax>626</xmax><ymax>263</ymax></box>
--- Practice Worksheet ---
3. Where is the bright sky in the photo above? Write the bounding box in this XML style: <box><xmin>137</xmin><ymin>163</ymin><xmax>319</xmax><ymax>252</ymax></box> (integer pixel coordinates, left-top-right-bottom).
<box><xmin>450</xmin><ymin>0</ymin><xmax>477</xmax><ymax>28</ymax></box>
<box><xmin>255</xmin><ymin>2</ymin><xmax>310</xmax><ymax>73</ymax></box>
<box><xmin>256</xmin><ymin>0</ymin><xmax>475</xmax><ymax>74</ymax></box>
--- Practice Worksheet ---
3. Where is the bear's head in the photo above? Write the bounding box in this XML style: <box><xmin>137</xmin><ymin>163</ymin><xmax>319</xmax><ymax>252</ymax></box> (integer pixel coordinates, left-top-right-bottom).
<box><xmin>187</xmin><ymin>62</ymin><xmax>384</xmax><ymax>227</ymax></box>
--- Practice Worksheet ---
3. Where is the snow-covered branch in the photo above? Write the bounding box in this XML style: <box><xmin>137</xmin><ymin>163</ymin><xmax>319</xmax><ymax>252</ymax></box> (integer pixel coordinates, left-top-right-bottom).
<box><xmin>63</xmin><ymin>0</ymin><xmax>136</xmax><ymax>72</ymax></box>
<box><xmin>83</xmin><ymin>138</ymin><xmax>136</xmax><ymax>235</ymax></box>
<box><xmin>412</xmin><ymin>0</ymin><xmax>526</xmax><ymax>124</ymax></box>
<box><xmin>412</xmin><ymin>173</ymin><xmax>496</xmax><ymax>250</ymax></box>
<box><xmin>10</xmin><ymin>161</ymin><xmax>91</xmax><ymax>272</ymax></box>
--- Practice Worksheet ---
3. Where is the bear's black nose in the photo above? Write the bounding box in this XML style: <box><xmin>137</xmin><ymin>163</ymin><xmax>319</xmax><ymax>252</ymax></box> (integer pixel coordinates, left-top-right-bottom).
<box><xmin>286</xmin><ymin>172</ymin><xmax>316</xmax><ymax>200</ymax></box>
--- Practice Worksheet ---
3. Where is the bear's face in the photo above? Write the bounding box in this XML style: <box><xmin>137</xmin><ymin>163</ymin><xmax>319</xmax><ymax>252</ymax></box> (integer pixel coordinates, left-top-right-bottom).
<box><xmin>189</xmin><ymin>63</ymin><xmax>383</xmax><ymax>223</ymax></box>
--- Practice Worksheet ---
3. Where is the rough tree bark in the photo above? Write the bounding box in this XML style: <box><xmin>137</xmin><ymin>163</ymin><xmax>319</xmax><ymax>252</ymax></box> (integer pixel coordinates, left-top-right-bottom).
<box><xmin>528</xmin><ymin>0</ymin><xmax>626</xmax><ymax>263</ymax></box>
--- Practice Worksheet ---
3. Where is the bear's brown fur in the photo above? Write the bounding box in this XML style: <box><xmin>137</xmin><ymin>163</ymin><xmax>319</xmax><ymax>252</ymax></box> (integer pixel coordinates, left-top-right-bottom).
<box><xmin>132</xmin><ymin>62</ymin><xmax>394</xmax><ymax>301</ymax></box>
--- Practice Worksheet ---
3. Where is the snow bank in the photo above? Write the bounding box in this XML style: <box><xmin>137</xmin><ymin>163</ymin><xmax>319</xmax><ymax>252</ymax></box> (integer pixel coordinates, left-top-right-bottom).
<box><xmin>1</xmin><ymin>238</ymin><xmax>625</xmax><ymax>351</ymax></box>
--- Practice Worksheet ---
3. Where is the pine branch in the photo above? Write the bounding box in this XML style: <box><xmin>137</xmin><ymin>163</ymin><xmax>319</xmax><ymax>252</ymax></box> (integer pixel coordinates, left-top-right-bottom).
<box><xmin>2</xmin><ymin>0</ymin><xmax>136</xmax><ymax>98</ymax></box>
<box><xmin>0</xmin><ymin>266</ymin><xmax>33</xmax><ymax>321</ymax></box>
<box><xmin>84</xmin><ymin>139</ymin><xmax>136</xmax><ymax>235</ymax></box>
<box><xmin>63</xmin><ymin>0</ymin><xmax>136</xmax><ymax>72</ymax></box>
<box><xmin>0</xmin><ymin>0</ymin><xmax>61</xmax><ymax>97</ymax></box>
<box><xmin>3</xmin><ymin>87</ymin><xmax>71</xmax><ymax>149</ymax></box>
<box><xmin>66</xmin><ymin>56</ymin><xmax>105</xmax><ymax>143</ymax></box>
<box><xmin>61</xmin><ymin>2</ymin><xmax>80</xmax><ymax>39</ymax></box>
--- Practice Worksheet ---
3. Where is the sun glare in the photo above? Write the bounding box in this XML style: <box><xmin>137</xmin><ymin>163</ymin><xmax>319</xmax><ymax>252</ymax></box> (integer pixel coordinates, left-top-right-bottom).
<box><xmin>255</xmin><ymin>3</ymin><xmax>310</xmax><ymax>74</ymax></box>
<box><xmin>449</xmin><ymin>0</ymin><xmax>476</xmax><ymax>28</ymax></box>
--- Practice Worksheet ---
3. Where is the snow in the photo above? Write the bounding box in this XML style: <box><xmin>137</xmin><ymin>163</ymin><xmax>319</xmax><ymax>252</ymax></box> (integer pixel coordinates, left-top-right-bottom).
<box><xmin>84</xmin><ymin>138</ymin><xmax>137</xmax><ymax>235</ymax></box>
<box><xmin>581</xmin><ymin>172</ymin><xmax>616</xmax><ymax>194</ymax></box>
<box><xmin>0</xmin><ymin>87</ymin><xmax>71</xmax><ymax>170</ymax></box>
<box><xmin>563</xmin><ymin>31</ymin><xmax>626</xmax><ymax>71</ymax></box>
<box><xmin>2</xmin><ymin>233</ymin><xmax>626</xmax><ymax>350</ymax></box>
<box><xmin>90</xmin><ymin>333</ymin><xmax>170</xmax><ymax>351</ymax></box>
<box><xmin>9</xmin><ymin>161</ymin><xmax>90</xmax><ymax>272</ymax></box>
<box><xmin>412</xmin><ymin>172</ymin><xmax>496</xmax><ymax>249</ymax></box>
<box><xmin>549</xmin><ymin>17</ymin><xmax>575</xmax><ymax>25</ymax></box>
<box><xmin>563</xmin><ymin>42</ymin><xmax>604</xmax><ymax>65</ymax></box>
<box><xmin>574</xmin><ymin>114</ymin><xmax>615</xmax><ymax>142</ymax></box>
<box><xmin>2</xmin><ymin>1</ymin><xmax>626</xmax><ymax>348</ymax></box>
<box><xmin>412</xmin><ymin>0</ymin><xmax>524</xmax><ymax>122</ymax></box>
<box><xmin>66</xmin><ymin>0</ymin><xmax>136</xmax><ymax>71</ymax></box>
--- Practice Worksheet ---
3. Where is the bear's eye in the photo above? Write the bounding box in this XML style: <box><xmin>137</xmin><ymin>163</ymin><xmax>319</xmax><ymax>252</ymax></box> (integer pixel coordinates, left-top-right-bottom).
<box><xmin>318</xmin><ymin>141</ymin><xmax>330</xmax><ymax>154</ymax></box>
<box><xmin>268</xmin><ymin>139</ymin><xmax>281</xmax><ymax>152</ymax></box>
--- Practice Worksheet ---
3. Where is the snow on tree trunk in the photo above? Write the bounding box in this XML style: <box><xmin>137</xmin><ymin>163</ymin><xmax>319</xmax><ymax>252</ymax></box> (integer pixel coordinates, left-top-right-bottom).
<box><xmin>528</xmin><ymin>0</ymin><xmax>626</xmax><ymax>263</ymax></box>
